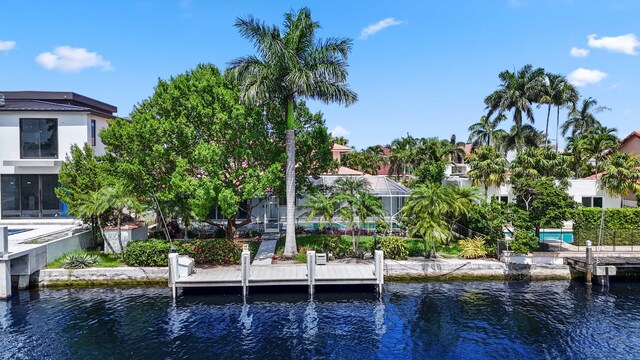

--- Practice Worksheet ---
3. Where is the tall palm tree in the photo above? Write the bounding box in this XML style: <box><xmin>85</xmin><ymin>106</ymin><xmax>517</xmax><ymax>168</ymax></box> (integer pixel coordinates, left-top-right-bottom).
<box><xmin>228</xmin><ymin>8</ymin><xmax>358</xmax><ymax>256</ymax></box>
<box><xmin>484</xmin><ymin>64</ymin><xmax>545</xmax><ymax>131</ymax></box>
<box><xmin>468</xmin><ymin>113</ymin><xmax>507</xmax><ymax>149</ymax></box>
<box><xmin>510</xmin><ymin>146</ymin><xmax>571</xmax><ymax>186</ymax></box>
<box><xmin>561</xmin><ymin>97</ymin><xmax>610</xmax><ymax>138</ymax></box>
<box><xmin>466</xmin><ymin>145</ymin><xmax>508</xmax><ymax>199</ymax></box>
<box><xmin>602</xmin><ymin>152</ymin><xmax>640</xmax><ymax>207</ymax></box>
<box><xmin>539</xmin><ymin>73</ymin><xmax>563</xmax><ymax>144</ymax></box>
<box><xmin>554</xmin><ymin>79</ymin><xmax>579</xmax><ymax>151</ymax></box>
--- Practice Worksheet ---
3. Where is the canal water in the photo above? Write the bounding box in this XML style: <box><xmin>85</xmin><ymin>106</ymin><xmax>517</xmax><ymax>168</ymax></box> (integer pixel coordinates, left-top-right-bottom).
<box><xmin>1</xmin><ymin>281</ymin><xmax>639</xmax><ymax>359</ymax></box>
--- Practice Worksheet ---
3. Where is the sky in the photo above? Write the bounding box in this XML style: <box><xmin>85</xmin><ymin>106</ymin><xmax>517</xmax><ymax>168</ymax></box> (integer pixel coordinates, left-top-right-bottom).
<box><xmin>0</xmin><ymin>0</ymin><xmax>638</xmax><ymax>150</ymax></box>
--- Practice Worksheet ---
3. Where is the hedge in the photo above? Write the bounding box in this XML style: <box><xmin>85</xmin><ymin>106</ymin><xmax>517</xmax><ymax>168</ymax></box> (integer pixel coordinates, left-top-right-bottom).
<box><xmin>572</xmin><ymin>208</ymin><xmax>640</xmax><ymax>246</ymax></box>
<box><xmin>124</xmin><ymin>238</ymin><xmax>243</xmax><ymax>267</ymax></box>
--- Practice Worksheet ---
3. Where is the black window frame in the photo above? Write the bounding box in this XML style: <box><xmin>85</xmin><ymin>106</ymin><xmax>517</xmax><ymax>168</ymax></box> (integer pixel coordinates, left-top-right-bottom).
<box><xmin>581</xmin><ymin>196</ymin><xmax>603</xmax><ymax>208</ymax></box>
<box><xmin>91</xmin><ymin>119</ymin><xmax>96</xmax><ymax>146</ymax></box>
<box><xmin>1</xmin><ymin>174</ymin><xmax>61</xmax><ymax>218</ymax></box>
<box><xmin>20</xmin><ymin>118</ymin><xmax>59</xmax><ymax>159</ymax></box>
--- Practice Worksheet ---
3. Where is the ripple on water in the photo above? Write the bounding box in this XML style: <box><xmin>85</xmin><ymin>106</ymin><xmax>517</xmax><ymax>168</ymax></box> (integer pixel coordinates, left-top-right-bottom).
<box><xmin>1</xmin><ymin>281</ymin><xmax>640</xmax><ymax>359</ymax></box>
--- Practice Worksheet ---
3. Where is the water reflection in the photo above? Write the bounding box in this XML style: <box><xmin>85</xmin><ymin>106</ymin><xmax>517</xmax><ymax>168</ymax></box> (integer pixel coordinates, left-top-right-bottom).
<box><xmin>1</xmin><ymin>281</ymin><xmax>640</xmax><ymax>359</ymax></box>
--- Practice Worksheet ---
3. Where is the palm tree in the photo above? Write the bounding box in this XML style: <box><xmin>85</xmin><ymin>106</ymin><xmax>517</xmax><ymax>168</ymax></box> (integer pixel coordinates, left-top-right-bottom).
<box><xmin>466</xmin><ymin>145</ymin><xmax>508</xmax><ymax>199</ymax></box>
<box><xmin>353</xmin><ymin>192</ymin><xmax>385</xmax><ymax>251</ymax></box>
<box><xmin>446</xmin><ymin>186</ymin><xmax>481</xmax><ymax>246</ymax></box>
<box><xmin>561</xmin><ymin>97</ymin><xmax>610</xmax><ymax>138</ymax></box>
<box><xmin>301</xmin><ymin>191</ymin><xmax>337</xmax><ymax>232</ymax></box>
<box><xmin>539</xmin><ymin>73</ymin><xmax>563</xmax><ymax>144</ymax></box>
<box><xmin>510</xmin><ymin>146</ymin><xmax>571</xmax><ymax>186</ymax></box>
<box><xmin>333</xmin><ymin>177</ymin><xmax>371</xmax><ymax>251</ymax></box>
<box><xmin>75</xmin><ymin>190</ymin><xmax>117</xmax><ymax>256</ymax></box>
<box><xmin>564</xmin><ymin>135</ymin><xmax>586</xmax><ymax>178</ymax></box>
<box><xmin>580</xmin><ymin>127</ymin><xmax>619</xmax><ymax>177</ymax></box>
<box><xmin>468</xmin><ymin>114</ymin><xmax>507</xmax><ymax>149</ymax></box>
<box><xmin>554</xmin><ymin>79</ymin><xmax>579</xmax><ymax>151</ymax></box>
<box><xmin>403</xmin><ymin>184</ymin><xmax>473</xmax><ymax>257</ymax></box>
<box><xmin>484</xmin><ymin>64</ymin><xmax>545</xmax><ymax>131</ymax></box>
<box><xmin>601</xmin><ymin>152</ymin><xmax>640</xmax><ymax>207</ymax></box>
<box><xmin>502</xmin><ymin>124</ymin><xmax>544</xmax><ymax>154</ymax></box>
<box><xmin>389</xmin><ymin>134</ymin><xmax>417</xmax><ymax>180</ymax></box>
<box><xmin>228</xmin><ymin>8</ymin><xmax>358</xmax><ymax>256</ymax></box>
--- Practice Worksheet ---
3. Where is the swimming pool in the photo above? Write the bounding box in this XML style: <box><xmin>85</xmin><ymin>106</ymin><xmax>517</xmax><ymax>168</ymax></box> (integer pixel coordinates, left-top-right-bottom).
<box><xmin>504</xmin><ymin>230</ymin><xmax>574</xmax><ymax>243</ymax></box>
<box><xmin>7</xmin><ymin>228</ymin><xmax>32</xmax><ymax>236</ymax></box>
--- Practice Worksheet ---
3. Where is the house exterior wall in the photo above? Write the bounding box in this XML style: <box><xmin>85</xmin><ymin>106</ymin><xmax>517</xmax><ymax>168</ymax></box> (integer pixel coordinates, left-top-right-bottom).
<box><xmin>0</xmin><ymin>111</ymin><xmax>109</xmax><ymax>220</ymax></box>
<box><xmin>445</xmin><ymin>177</ymin><xmax>622</xmax><ymax>208</ymax></box>
<box><xmin>619</xmin><ymin>136</ymin><xmax>640</xmax><ymax>157</ymax></box>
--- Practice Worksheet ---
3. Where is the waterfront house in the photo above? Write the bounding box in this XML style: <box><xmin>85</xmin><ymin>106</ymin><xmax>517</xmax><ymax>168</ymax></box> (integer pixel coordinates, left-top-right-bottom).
<box><xmin>0</xmin><ymin>91</ymin><xmax>117</xmax><ymax>220</ymax></box>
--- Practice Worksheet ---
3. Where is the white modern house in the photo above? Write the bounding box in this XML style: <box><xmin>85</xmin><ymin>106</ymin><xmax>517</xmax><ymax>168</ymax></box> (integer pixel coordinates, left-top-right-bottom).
<box><xmin>0</xmin><ymin>91</ymin><xmax>116</xmax><ymax>220</ymax></box>
<box><xmin>444</xmin><ymin>163</ymin><xmax>630</xmax><ymax>209</ymax></box>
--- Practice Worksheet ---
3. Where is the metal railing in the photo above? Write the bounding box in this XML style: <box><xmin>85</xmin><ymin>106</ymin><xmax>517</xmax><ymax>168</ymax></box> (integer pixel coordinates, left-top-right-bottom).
<box><xmin>572</xmin><ymin>228</ymin><xmax>640</xmax><ymax>252</ymax></box>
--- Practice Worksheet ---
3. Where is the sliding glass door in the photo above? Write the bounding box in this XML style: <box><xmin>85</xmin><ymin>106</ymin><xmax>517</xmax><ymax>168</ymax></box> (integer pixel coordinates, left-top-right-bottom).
<box><xmin>0</xmin><ymin>174</ymin><xmax>61</xmax><ymax>218</ymax></box>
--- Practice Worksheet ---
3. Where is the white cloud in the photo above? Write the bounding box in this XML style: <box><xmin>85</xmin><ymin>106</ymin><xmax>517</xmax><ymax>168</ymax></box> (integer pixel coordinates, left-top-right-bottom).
<box><xmin>331</xmin><ymin>125</ymin><xmax>350</xmax><ymax>137</ymax></box>
<box><xmin>569</xmin><ymin>47</ymin><xmax>589</xmax><ymax>58</ymax></box>
<box><xmin>360</xmin><ymin>18</ymin><xmax>403</xmax><ymax>40</ymax></box>
<box><xmin>0</xmin><ymin>40</ymin><xmax>16</xmax><ymax>51</ymax></box>
<box><xmin>568</xmin><ymin>68</ymin><xmax>607</xmax><ymax>87</ymax></box>
<box><xmin>35</xmin><ymin>46</ymin><xmax>113</xmax><ymax>72</ymax></box>
<box><xmin>587</xmin><ymin>33</ymin><xmax>639</xmax><ymax>55</ymax></box>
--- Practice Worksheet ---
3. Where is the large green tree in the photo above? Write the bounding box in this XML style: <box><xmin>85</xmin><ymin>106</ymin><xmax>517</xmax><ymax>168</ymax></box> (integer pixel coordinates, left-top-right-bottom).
<box><xmin>227</xmin><ymin>7</ymin><xmax>358</xmax><ymax>256</ymax></box>
<box><xmin>101</xmin><ymin>64</ymin><xmax>301</xmax><ymax>239</ymax></box>
<box><xmin>561</xmin><ymin>97</ymin><xmax>610</xmax><ymax>138</ymax></box>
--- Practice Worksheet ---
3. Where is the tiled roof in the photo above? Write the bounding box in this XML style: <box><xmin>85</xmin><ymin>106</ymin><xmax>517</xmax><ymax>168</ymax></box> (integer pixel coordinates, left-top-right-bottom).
<box><xmin>620</xmin><ymin>130</ymin><xmax>640</xmax><ymax>146</ymax></box>
<box><xmin>332</xmin><ymin>143</ymin><xmax>352</xmax><ymax>151</ymax></box>
<box><xmin>336</xmin><ymin>166</ymin><xmax>364</xmax><ymax>175</ymax></box>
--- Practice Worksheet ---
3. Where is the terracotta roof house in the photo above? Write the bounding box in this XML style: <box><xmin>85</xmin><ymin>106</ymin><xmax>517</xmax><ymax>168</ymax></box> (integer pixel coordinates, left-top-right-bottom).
<box><xmin>618</xmin><ymin>130</ymin><xmax>640</xmax><ymax>157</ymax></box>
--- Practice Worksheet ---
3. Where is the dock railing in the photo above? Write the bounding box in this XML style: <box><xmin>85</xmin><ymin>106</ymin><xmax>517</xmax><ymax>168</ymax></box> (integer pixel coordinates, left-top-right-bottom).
<box><xmin>573</xmin><ymin>228</ymin><xmax>640</xmax><ymax>252</ymax></box>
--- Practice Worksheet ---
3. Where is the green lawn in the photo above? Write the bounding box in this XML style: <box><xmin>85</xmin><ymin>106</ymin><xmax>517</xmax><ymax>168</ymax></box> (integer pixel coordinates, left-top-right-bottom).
<box><xmin>275</xmin><ymin>234</ymin><xmax>461</xmax><ymax>259</ymax></box>
<box><xmin>46</xmin><ymin>249</ymin><xmax>123</xmax><ymax>269</ymax></box>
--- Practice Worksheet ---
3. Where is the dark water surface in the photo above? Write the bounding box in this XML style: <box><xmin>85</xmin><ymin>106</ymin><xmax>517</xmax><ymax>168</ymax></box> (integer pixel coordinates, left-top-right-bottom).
<box><xmin>1</xmin><ymin>281</ymin><xmax>639</xmax><ymax>359</ymax></box>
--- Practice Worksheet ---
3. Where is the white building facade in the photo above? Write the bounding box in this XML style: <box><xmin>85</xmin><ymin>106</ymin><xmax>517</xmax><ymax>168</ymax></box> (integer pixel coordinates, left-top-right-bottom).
<box><xmin>0</xmin><ymin>91</ymin><xmax>116</xmax><ymax>220</ymax></box>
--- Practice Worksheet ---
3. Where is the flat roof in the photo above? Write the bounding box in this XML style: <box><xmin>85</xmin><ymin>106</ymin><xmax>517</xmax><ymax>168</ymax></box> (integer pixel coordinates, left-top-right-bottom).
<box><xmin>0</xmin><ymin>91</ymin><xmax>117</xmax><ymax>116</ymax></box>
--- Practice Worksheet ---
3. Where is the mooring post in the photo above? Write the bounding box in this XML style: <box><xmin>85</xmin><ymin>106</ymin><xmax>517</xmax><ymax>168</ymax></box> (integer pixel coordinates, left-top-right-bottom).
<box><xmin>168</xmin><ymin>252</ymin><xmax>179</xmax><ymax>299</ymax></box>
<box><xmin>585</xmin><ymin>240</ymin><xmax>593</xmax><ymax>285</ymax></box>
<box><xmin>241</xmin><ymin>250</ymin><xmax>250</xmax><ymax>297</ymax></box>
<box><xmin>374</xmin><ymin>250</ymin><xmax>384</xmax><ymax>295</ymax></box>
<box><xmin>307</xmin><ymin>250</ymin><xmax>316</xmax><ymax>295</ymax></box>
<box><xmin>0</xmin><ymin>227</ymin><xmax>11</xmax><ymax>300</ymax></box>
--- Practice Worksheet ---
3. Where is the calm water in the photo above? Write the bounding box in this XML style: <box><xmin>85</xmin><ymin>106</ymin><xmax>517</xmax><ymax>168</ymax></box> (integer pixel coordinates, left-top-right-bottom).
<box><xmin>1</xmin><ymin>281</ymin><xmax>639</xmax><ymax>359</ymax></box>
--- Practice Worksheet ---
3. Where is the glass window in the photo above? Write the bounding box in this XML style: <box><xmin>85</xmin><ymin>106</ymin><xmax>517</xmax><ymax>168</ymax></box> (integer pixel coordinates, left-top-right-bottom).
<box><xmin>41</xmin><ymin>175</ymin><xmax>60</xmax><ymax>217</ymax></box>
<box><xmin>1</xmin><ymin>175</ymin><xmax>20</xmax><ymax>218</ymax></box>
<box><xmin>593</xmin><ymin>197</ymin><xmax>603</xmax><ymax>208</ymax></box>
<box><xmin>91</xmin><ymin>119</ymin><xmax>96</xmax><ymax>146</ymax></box>
<box><xmin>581</xmin><ymin>197</ymin><xmax>592</xmax><ymax>207</ymax></box>
<box><xmin>0</xmin><ymin>174</ymin><xmax>61</xmax><ymax>218</ymax></box>
<box><xmin>20</xmin><ymin>118</ymin><xmax>58</xmax><ymax>158</ymax></box>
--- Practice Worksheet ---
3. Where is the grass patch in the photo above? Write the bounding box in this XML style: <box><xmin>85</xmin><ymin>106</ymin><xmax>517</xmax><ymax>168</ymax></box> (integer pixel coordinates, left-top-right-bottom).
<box><xmin>46</xmin><ymin>249</ymin><xmax>123</xmax><ymax>269</ymax></box>
<box><xmin>274</xmin><ymin>234</ymin><xmax>464</xmax><ymax>258</ymax></box>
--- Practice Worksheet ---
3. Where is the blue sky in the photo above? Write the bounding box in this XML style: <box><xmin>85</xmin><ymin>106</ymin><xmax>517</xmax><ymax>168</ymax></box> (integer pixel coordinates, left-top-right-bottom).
<box><xmin>1</xmin><ymin>0</ymin><xmax>638</xmax><ymax>149</ymax></box>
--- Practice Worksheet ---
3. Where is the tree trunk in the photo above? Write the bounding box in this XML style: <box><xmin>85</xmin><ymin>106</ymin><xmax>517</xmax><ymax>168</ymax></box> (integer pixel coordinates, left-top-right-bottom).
<box><xmin>555</xmin><ymin>106</ymin><xmax>560</xmax><ymax>152</ymax></box>
<box><xmin>117</xmin><ymin>212</ymin><xmax>125</xmax><ymax>261</ymax></box>
<box><xmin>545</xmin><ymin>105</ymin><xmax>551</xmax><ymax>146</ymax></box>
<box><xmin>226</xmin><ymin>217</ymin><xmax>238</xmax><ymax>239</ymax></box>
<box><xmin>100</xmin><ymin>224</ymin><xmax>117</xmax><ymax>257</ymax></box>
<box><xmin>283</xmin><ymin>99</ymin><xmax>297</xmax><ymax>257</ymax></box>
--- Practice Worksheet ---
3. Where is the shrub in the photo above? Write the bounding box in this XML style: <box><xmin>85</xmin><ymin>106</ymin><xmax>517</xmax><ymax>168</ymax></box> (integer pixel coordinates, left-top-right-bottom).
<box><xmin>510</xmin><ymin>231</ymin><xmax>539</xmax><ymax>255</ymax></box>
<box><xmin>180</xmin><ymin>239</ymin><xmax>242</xmax><ymax>265</ymax></box>
<box><xmin>63</xmin><ymin>253</ymin><xmax>99</xmax><ymax>269</ymax></box>
<box><xmin>376</xmin><ymin>236</ymin><xmax>409</xmax><ymax>260</ymax></box>
<box><xmin>124</xmin><ymin>239</ymin><xmax>172</xmax><ymax>267</ymax></box>
<box><xmin>318</xmin><ymin>235</ymin><xmax>350</xmax><ymax>259</ymax></box>
<box><xmin>459</xmin><ymin>237</ymin><xmax>488</xmax><ymax>259</ymax></box>
<box><xmin>294</xmin><ymin>248</ymin><xmax>308</xmax><ymax>264</ymax></box>
<box><xmin>573</xmin><ymin>208</ymin><xmax>640</xmax><ymax>246</ymax></box>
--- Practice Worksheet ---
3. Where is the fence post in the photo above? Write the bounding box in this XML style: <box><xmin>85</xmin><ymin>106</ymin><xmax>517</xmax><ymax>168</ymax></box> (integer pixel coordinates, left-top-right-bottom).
<box><xmin>374</xmin><ymin>250</ymin><xmax>384</xmax><ymax>295</ymax></box>
<box><xmin>307</xmin><ymin>250</ymin><xmax>316</xmax><ymax>295</ymax></box>
<box><xmin>241</xmin><ymin>250</ymin><xmax>250</xmax><ymax>297</ymax></box>
<box><xmin>168</xmin><ymin>252</ymin><xmax>179</xmax><ymax>299</ymax></box>
<box><xmin>585</xmin><ymin>240</ymin><xmax>593</xmax><ymax>285</ymax></box>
